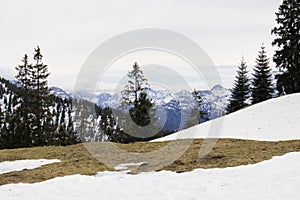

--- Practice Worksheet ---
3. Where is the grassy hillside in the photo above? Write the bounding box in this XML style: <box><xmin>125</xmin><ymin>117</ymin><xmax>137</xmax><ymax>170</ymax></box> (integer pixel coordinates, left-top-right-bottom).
<box><xmin>1</xmin><ymin>139</ymin><xmax>300</xmax><ymax>185</ymax></box>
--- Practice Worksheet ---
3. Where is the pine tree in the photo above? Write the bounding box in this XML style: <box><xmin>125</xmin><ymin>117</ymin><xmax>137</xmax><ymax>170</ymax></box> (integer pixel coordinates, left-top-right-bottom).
<box><xmin>15</xmin><ymin>54</ymin><xmax>33</xmax><ymax>147</ymax></box>
<box><xmin>129</xmin><ymin>92</ymin><xmax>153</xmax><ymax>127</ymax></box>
<box><xmin>0</xmin><ymin>106</ymin><xmax>5</xmax><ymax>148</ymax></box>
<box><xmin>29</xmin><ymin>46</ymin><xmax>55</xmax><ymax>146</ymax></box>
<box><xmin>118</xmin><ymin>62</ymin><xmax>155</xmax><ymax>142</ymax></box>
<box><xmin>1</xmin><ymin>111</ymin><xmax>11</xmax><ymax>149</ymax></box>
<box><xmin>251</xmin><ymin>45</ymin><xmax>274</xmax><ymax>104</ymax></box>
<box><xmin>121</xmin><ymin>62</ymin><xmax>149</xmax><ymax>106</ymax></box>
<box><xmin>13</xmin><ymin>47</ymin><xmax>80</xmax><ymax>147</ymax></box>
<box><xmin>0</xmin><ymin>106</ymin><xmax>3</xmax><ymax>128</ymax></box>
<box><xmin>100</xmin><ymin>107</ymin><xmax>117</xmax><ymax>142</ymax></box>
<box><xmin>227</xmin><ymin>57</ymin><xmax>251</xmax><ymax>113</ymax></box>
<box><xmin>5</xmin><ymin>110</ymin><xmax>17</xmax><ymax>148</ymax></box>
<box><xmin>272</xmin><ymin>0</ymin><xmax>300</xmax><ymax>94</ymax></box>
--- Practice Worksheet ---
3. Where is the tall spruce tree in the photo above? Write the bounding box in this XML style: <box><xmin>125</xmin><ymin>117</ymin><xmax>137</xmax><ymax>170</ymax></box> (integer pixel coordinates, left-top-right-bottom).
<box><xmin>121</xmin><ymin>62</ymin><xmax>149</xmax><ymax>106</ymax></box>
<box><xmin>227</xmin><ymin>57</ymin><xmax>251</xmax><ymax>113</ymax></box>
<box><xmin>272</xmin><ymin>0</ymin><xmax>300</xmax><ymax>94</ymax></box>
<box><xmin>118</xmin><ymin>62</ymin><xmax>155</xmax><ymax>142</ymax></box>
<box><xmin>121</xmin><ymin>62</ymin><xmax>153</xmax><ymax>126</ymax></box>
<box><xmin>15</xmin><ymin>54</ymin><xmax>33</xmax><ymax>147</ymax></box>
<box><xmin>251</xmin><ymin>45</ymin><xmax>274</xmax><ymax>104</ymax></box>
<box><xmin>29</xmin><ymin>46</ymin><xmax>55</xmax><ymax>146</ymax></box>
<box><xmin>13</xmin><ymin>47</ymin><xmax>79</xmax><ymax>147</ymax></box>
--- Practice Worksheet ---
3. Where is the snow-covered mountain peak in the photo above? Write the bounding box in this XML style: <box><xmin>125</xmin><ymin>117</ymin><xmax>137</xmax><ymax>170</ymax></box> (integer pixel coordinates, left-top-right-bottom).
<box><xmin>50</xmin><ymin>87</ymin><xmax>73</xmax><ymax>99</ymax></box>
<box><xmin>210</xmin><ymin>84</ymin><xmax>230</xmax><ymax>97</ymax></box>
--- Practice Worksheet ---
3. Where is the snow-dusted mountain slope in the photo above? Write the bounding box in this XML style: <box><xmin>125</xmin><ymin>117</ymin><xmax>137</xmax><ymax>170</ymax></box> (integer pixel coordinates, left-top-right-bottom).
<box><xmin>153</xmin><ymin>93</ymin><xmax>300</xmax><ymax>142</ymax></box>
<box><xmin>1</xmin><ymin>152</ymin><xmax>299</xmax><ymax>200</ymax></box>
<box><xmin>87</xmin><ymin>85</ymin><xmax>230</xmax><ymax>131</ymax></box>
<box><xmin>198</xmin><ymin>84</ymin><xmax>231</xmax><ymax>119</ymax></box>
<box><xmin>95</xmin><ymin>85</ymin><xmax>230</xmax><ymax>117</ymax></box>
<box><xmin>50</xmin><ymin>87</ymin><xmax>73</xmax><ymax>99</ymax></box>
<box><xmin>0</xmin><ymin>77</ymin><xmax>105</xmax><ymax>143</ymax></box>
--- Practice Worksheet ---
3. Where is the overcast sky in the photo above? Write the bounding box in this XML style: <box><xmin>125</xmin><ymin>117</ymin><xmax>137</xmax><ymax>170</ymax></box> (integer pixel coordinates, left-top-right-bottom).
<box><xmin>0</xmin><ymin>0</ymin><xmax>282</xmax><ymax>91</ymax></box>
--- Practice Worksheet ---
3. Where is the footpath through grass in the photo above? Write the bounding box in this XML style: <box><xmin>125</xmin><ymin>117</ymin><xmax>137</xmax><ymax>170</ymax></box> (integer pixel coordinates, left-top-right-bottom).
<box><xmin>0</xmin><ymin>139</ymin><xmax>300</xmax><ymax>185</ymax></box>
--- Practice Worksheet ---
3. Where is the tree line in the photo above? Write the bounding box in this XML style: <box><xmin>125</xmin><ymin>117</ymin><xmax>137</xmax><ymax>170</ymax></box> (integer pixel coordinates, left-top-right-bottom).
<box><xmin>0</xmin><ymin>47</ymin><xmax>79</xmax><ymax>149</ymax></box>
<box><xmin>226</xmin><ymin>45</ymin><xmax>274</xmax><ymax>113</ymax></box>
<box><xmin>227</xmin><ymin>0</ymin><xmax>299</xmax><ymax>113</ymax></box>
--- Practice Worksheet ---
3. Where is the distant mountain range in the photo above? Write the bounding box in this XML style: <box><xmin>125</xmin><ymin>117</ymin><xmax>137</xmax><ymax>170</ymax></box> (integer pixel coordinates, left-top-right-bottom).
<box><xmin>51</xmin><ymin>84</ymin><xmax>231</xmax><ymax>131</ymax></box>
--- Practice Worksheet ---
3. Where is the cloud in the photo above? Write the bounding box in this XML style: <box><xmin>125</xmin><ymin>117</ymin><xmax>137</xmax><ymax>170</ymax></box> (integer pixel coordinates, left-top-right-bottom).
<box><xmin>0</xmin><ymin>0</ymin><xmax>282</xmax><ymax>91</ymax></box>
<box><xmin>0</xmin><ymin>67</ymin><xmax>14</xmax><ymax>80</ymax></box>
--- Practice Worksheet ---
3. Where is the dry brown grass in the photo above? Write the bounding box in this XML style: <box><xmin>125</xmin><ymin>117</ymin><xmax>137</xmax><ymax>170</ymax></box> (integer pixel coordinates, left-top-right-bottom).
<box><xmin>162</xmin><ymin>139</ymin><xmax>300</xmax><ymax>172</ymax></box>
<box><xmin>0</xmin><ymin>144</ymin><xmax>109</xmax><ymax>185</ymax></box>
<box><xmin>1</xmin><ymin>139</ymin><xmax>300</xmax><ymax>185</ymax></box>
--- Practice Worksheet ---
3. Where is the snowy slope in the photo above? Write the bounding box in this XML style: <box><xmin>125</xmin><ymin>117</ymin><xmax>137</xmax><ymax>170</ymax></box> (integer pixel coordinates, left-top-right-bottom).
<box><xmin>0</xmin><ymin>152</ymin><xmax>299</xmax><ymax>200</ymax></box>
<box><xmin>0</xmin><ymin>159</ymin><xmax>61</xmax><ymax>175</ymax></box>
<box><xmin>153</xmin><ymin>93</ymin><xmax>300</xmax><ymax>142</ymax></box>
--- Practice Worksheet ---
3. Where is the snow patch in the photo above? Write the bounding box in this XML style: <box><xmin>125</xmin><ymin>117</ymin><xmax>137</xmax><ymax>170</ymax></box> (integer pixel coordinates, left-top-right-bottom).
<box><xmin>0</xmin><ymin>159</ymin><xmax>61</xmax><ymax>175</ymax></box>
<box><xmin>114</xmin><ymin>162</ymin><xmax>147</xmax><ymax>171</ymax></box>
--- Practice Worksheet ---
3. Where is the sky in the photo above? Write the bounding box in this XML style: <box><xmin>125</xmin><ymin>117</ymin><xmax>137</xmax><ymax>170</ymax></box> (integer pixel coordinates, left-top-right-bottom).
<box><xmin>0</xmin><ymin>0</ymin><xmax>282</xmax><ymax>92</ymax></box>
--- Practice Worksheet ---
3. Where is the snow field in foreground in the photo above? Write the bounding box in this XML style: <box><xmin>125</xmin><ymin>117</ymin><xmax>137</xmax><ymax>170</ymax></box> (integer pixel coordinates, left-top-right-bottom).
<box><xmin>0</xmin><ymin>152</ymin><xmax>299</xmax><ymax>200</ymax></box>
